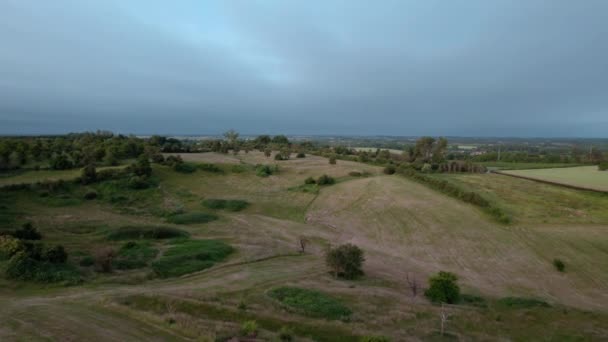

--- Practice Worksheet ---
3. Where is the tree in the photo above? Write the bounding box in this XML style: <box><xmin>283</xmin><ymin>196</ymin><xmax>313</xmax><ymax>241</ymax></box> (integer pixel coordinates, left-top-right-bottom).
<box><xmin>131</xmin><ymin>154</ymin><xmax>152</xmax><ymax>177</ymax></box>
<box><xmin>299</xmin><ymin>237</ymin><xmax>309</xmax><ymax>254</ymax></box>
<box><xmin>223</xmin><ymin>129</ymin><xmax>239</xmax><ymax>146</ymax></box>
<box><xmin>81</xmin><ymin>163</ymin><xmax>97</xmax><ymax>184</ymax></box>
<box><xmin>432</xmin><ymin>137</ymin><xmax>448</xmax><ymax>163</ymax></box>
<box><xmin>325</xmin><ymin>243</ymin><xmax>365</xmax><ymax>279</ymax></box>
<box><xmin>329</xmin><ymin>155</ymin><xmax>337</xmax><ymax>165</ymax></box>
<box><xmin>50</xmin><ymin>154</ymin><xmax>73</xmax><ymax>170</ymax></box>
<box><xmin>414</xmin><ymin>137</ymin><xmax>435</xmax><ymax>162</ymax></box>
<box><xmin>424</xmin><ymin>271</ymin><xmax>460</xmax><ymax>304</ymax></box>
<box><xmin>406</xmin><ymin>272</ymin><xmax>419</xmax><ymax>299</ymax></box>
<box><xmin>264</xmin><ymin>148</ymin><xmax>272</xmax><ymax>158</ymax></box>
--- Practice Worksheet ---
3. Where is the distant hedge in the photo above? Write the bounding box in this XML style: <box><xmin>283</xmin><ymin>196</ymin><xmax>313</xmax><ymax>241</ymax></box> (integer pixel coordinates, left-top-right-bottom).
<box><xmin>107</xmin><ymin>226</ymin><xmax>189</xmax><ymax>240</ymax></box>
<box><xmin>400</xmin><ymin>169</ymin><xmax>511</xmax><ymax>224</ymax></box>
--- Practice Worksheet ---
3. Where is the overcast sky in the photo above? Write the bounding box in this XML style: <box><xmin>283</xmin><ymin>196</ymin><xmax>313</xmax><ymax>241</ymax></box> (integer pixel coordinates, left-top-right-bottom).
<box><xmin>1</xmin><ymin>1</ymin><xmax>607</xmax><ymax>137</ymax></box>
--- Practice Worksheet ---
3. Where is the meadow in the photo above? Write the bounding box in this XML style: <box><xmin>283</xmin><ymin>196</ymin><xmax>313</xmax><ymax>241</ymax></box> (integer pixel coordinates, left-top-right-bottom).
<box><xmin>501</xmin><ymin>165</ymin><xmax>608</xmax><ymax>192</ymax></box>
<box><xmin>0</xmin><ymin>151</ymin><xmax>607</xmax><ymax>341</ymax></box>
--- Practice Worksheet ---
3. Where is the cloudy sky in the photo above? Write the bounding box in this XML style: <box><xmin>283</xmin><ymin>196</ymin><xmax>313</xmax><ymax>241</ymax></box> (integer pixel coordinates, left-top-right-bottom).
<box><xmin>1</xmin><ymin>1</ymin><xmax>607</xmax><ymax>137</ymax></box>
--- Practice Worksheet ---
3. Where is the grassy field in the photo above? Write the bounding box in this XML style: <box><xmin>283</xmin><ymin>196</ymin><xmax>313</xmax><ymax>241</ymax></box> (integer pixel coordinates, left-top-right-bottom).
<box><xmin>0</xmin><ymin>152</ymin><xmax>607</xmax><ymax>340</ymax></box>
<box><xmin>479</xmin><ymin>161</ymin><xmax>584</xmax><ymax>170</ymax></box>
<box><xmin>501</xmin><ymin>165</ymin><xmax>608</xmax><ymax>191</ymax></box>
<box><xmin>0</xmin><ymin>165</ymin><xmax>127</xmax><ymax>187</ymax></box>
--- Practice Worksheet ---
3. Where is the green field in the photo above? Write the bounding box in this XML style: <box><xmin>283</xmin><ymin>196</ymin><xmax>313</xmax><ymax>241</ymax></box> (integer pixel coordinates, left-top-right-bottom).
<box><xmin>1</xmin><ymin>152</ymin><xmax>607</xmax><ymax>340</ymax></box>
<box><xmin>502</xmin><ymin>165</ymin><xmax>608</xmax><ymax>191</ymax></box>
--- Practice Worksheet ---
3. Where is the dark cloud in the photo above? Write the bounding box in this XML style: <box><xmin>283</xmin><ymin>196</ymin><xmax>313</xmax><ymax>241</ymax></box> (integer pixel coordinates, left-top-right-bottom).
<box><xmin>1</xmin><ymin>0</ymin><xmax>607</xmax><ymax>136</ymax></box>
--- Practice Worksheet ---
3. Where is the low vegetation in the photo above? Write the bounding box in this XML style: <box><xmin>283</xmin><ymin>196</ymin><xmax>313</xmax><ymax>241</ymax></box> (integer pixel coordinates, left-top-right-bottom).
<box><xmin>106</xmin><ymin>226</ymin><xmax>189</xmax><ymax>240</ymax></box>
<box><xmin>166</xmin><ymin>212</ymin><xmax>218</xmax><ymax>225</ymax></box>
<box><xmin>151</xmin><ymin>239</ymin><xmax>233</xmax><ymax>278</ymax></box>
<box><xmin>202</xmin><ymin>198</ymin><xmax>249</xmax><ymax>211</ymax></box>
<box><xmin>268</xmin><ymin>287</ymin><xmax>353</xmax><ymax>320</ymax></box>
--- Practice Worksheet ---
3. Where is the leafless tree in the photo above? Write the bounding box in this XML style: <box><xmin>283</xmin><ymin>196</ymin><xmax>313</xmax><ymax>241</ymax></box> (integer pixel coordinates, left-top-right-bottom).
<box><xmin>299</xmin><ymin>237</ymin><xmax>309</xmax><ymax>254</ymax></box>
<box><xmin>440</xmin><ymin>303</ymin><xmax>450</xmax><ymax>336</ymax></box>
<box><xmin>406</xmin><ymin>272</ymin><xmax>419</xmax><ymax>299</ymax></box>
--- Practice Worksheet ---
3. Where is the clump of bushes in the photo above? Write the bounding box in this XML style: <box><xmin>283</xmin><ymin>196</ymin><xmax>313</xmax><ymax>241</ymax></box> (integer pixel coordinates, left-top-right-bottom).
<box><xmin>296</xmin><ymin>152</ymin><xmax>306</xmax><ymax>158</ymax></box>
<box><xmin>598</xmin><ymin>162</ymin><xmax>608</xmax><ymax>171</ymax></box>
<box><xmin>279</xmin><ymin>326</ymin><xmax>294</xmax><ymax>341</ymax></box>
<box><xmin>268</xmin><ymin>287</ymin><xmax>352</xmax><ymax>320</ymax></box>
<box><xmin>13</xmin><ymin>223</ymin><xmax>42</xmax><ymax>240</ymax></box>
<box><xmin>151</xmin><ymin>239</ymin><xmax>233</xmax><ymax>278</ymax></box>
<box><xmin>317</xmin><ymin>174</ymin><xmax>335</xmax><ymax>185</ymax></box>
<box><xmin>202</xmin><ymin>199</ymin><xmax>249</xmax><ymax>212</ymax></box>
<box><xmin>424</xmin><ymin>271</ymin><xmax>460</xmax><ymax>304</ymax></box>
<box><xmin>173</xmin><ymin>162</ymin><xmax>197</xmax><ymax>173</ymax></box>
<box><xmin>166</xmin><ymin>212</ymin><xmax>218</xmax><ymax>225</ymax></box>
<box><xmin>199</xmin><ymin>163</ymin><xmax>223</xmax><ymax>173</ymax></box>
<box><xmin>325</xmin><ymin>243</ymin><xmax>365</xmax><ymax>279</ymax></box>
<box><xmin>256</xmin><ymin>164</ymin><xmax>278</xmax><ymax>177</ymax></box>
<box><xmin>329</xmin><ymin>155</ymin><xmax>337</xmax><ymax>165</ymax></box>
<box><xmin>304</xmin><ymin>176</ymin><xmax>316</xmax><ymax>184</ymax></box>
<box><xmin>113</xmin><ymin>241</ymin><xmax>159</xmax><ymax>270</ymax></box>
<box><xmin>383</xmin><ymin>165</ymin><xmax>396</xmax><ymax>175</ymax></box>
<box><xmin>107</xmin><ymin>226</ymin><xmax>189</xmax><ymax>240</ymax></box>
<box><xmin>553</xmin><ymin>258</ymin><xmax>566</xmax><ymax>272</ymax></box>
<box><xmin>241</xmin><ymin>320</ymin><xmax>259</xmax><ymax>338</ymax></box>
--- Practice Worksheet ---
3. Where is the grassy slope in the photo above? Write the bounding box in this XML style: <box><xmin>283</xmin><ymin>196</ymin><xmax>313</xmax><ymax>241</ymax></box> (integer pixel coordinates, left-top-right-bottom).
<box><xmin>0</xmin><ymin>152</ymin><xmax>607</xmax><ymax>340</ymax></box>
<box><xmin>503</xmin><ymin>165</ymin><xmax>608</xmax><ymax>191</ymax></box>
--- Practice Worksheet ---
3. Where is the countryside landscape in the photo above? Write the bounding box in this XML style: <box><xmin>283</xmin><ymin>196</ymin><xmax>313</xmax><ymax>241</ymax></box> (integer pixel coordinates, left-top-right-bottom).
<box><xmin>2</xmin><ymin>1</ymin><xmax>608</xmax><ymax>341</ymax></box>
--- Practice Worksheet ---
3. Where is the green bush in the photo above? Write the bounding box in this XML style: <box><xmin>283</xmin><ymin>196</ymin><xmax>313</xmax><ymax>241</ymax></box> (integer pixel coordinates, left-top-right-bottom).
<box><xmin>173</xmin><ymin>162</ymin><xmax>197</xmax><ymax>173</ymax></box>
<box><xmin>127</xmin><ymin>176</ymin><xmax>151</xmax><ymax>189</ymax></box>
<box><xmin>329</xmin><ymin>155</ymin><xmax>337</xmax><ymax>164</ymax></box>
<box><xmin>424</xmin><ymin>271</ymin><xmax>460</xmax><ymax>304</ymax></box>
<box><xmin>268</xmin><ymin>287</ymin><xmax>352</xmax><ymax>320</ymax></box>
<box><xmin>6</xmin><ymin>251</ymin><xmax>81</xmax><ymax>284</ymax></box>
<box><xmin>360</xmin><ymin>336</ymin><xmax>390</xmax><ymax>342</ymax></box>
<box><xmin>13</xmin><ymin>223</ymin><xmax>42</xmax><ymax>240</ymax></box>
<box><xmin>348</xmin><ymin>171</ymin><xmax>362</xmax><ymax>177</ymax></box>
<box><xmin>166</xmin><ymin>212</ymin><xmax>218</xmax><ymax>225</ymax></box>
<box><xmin>107</xmin><ymin>226</ymin><xmax>189</xmax><ymax>240</ymax></box>
<box><xmin>599</xmin><ymin>162</ymin><xmax>608</xmax><ymax>171</ymax></box>
<box><xmin>279</xmin><ymin>326</ymin><xmax>294</xmax><ymax>341</ymax></box>
<box><xmin>304</xmin><ymin>176</ymin><xmax>316</xmax><ymax>184</ymax></box>
<box><xmin>113</xmin><ymin>241</ymin><xmax>158</xmax><ymax>270</ymax></box>
<box><xmin>497</xmin><ymin>297</ymin><xmax>551</xmax><ymax>308</ymax></box>
<box><xmin>151</xmin><ymin>239</ymin><xmax>233</xmax><ymax>278</ymax></box>
<box><xmin>79</xmin><ymin>255</ymin><xmax>94</xmax><ymax>267</ymax></box>
<box><xmin>202</xmin><ymin>199</ymin><xmax>249</xmax><ymax>211</ymax></box>
<box><xmin>199</xmin><ymin>163</ymin><xmax>223</xmax><ymax>173</ymax></box>
<box><xmin>241</xmin><ymin>320</ymin><xmax>258</xmax><ymax>338</ymax></box>
<box><xmin>296</xmin><ymin>152</ymin><xmax>306</xmax><ymax>158</ymax></box>
<box><xmin>0</xmin><ymin>235</ymin><xmax>23</xmax><ymax>260</ymax></box>
<box><xmin>256</xmin><ymin>164</ymin><xmax>275</xmax><ymax>177</ymax></box>
<box><xmin>325</xmin><ymin>244</ymin><xmax>365</xmax><ymax>280</ymax></box>
<box><xmin>45</xmin><ymin>245</ymin><xmax>68</xmax><ymax>264</ymax></box>
<box><xmin>317</xmin><ymin>174</ymin><xmax>335</xmax><ymax>185</ymax></box>
<box><xmin>84</xmin><ymin>191</ymin><xmax>98</xmax><ymax>200</ymax></box>
<box><xmin>553</xmin><ymin>258</ymin><xmax>566</xmax><ymax>272</ymax></box>
<box><xmin>383</xmin><ymin>165</ymin><xmax>396</xmax><ymax>175</ymax></box>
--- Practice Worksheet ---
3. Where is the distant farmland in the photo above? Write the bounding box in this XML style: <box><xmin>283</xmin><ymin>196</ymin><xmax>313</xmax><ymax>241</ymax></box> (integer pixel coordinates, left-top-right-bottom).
<box><xmin>501</xmin><ymin>166</ymin><xmax>608</xmax><ymax>192</ymax></box>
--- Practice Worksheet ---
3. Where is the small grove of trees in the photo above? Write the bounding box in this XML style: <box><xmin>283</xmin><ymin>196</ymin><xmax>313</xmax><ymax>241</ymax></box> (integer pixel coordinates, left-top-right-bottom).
<box><xmin>325</xmin><ymin>243</ymin><xmax>365</xmax><ymax>279</ymax></box>
<box><xmin>424</xmin><ymin>271</ymin><xmax>460</xmax><ymax>304</ymax></box>
<box><xmin>305</xmin><ymin>174</ymin><xmax>335</xmax><ymax>186</ymax></box>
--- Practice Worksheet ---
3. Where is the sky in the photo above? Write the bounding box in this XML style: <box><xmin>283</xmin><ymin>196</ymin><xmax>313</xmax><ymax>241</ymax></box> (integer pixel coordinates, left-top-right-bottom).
<box><xmin>1</xmin><ymin>0</ymin><xmax>607</xmax><ymax>137</ymax></box>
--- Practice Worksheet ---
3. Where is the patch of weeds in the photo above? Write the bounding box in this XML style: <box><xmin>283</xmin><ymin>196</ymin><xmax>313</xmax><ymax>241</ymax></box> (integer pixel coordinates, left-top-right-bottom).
<box><xmin>202</xmin><ymin>199</ymin><xmax>249</xmax><ymax>211</ymax></box>
<box><xmin>166</xmin><ymin>212</ymin><xmax>218</xmax><ymax>225</ymax></box>
<box><xmin>230</xmin><ymin>165</ymin><xmax>249</xmax><ymax>173</ymax></box>
<box><xmin>107</xmin><ymin>226</ymin><xmax>189</xmax><ymax>241</ymax></box>
<box><xmin>151</xmin><ymin>239</ymin><xmax>233</xmax><ymax>278</ymax></box>
<box><xmin>459</xmin><ymin>294</ymin><xmax>487</xmax><ymax>308</ymax></box>
<box><xmin>497</xmin><ymin>297</ymin><xmax>551</xmax><ymax>308</ymax></box>
<box><xmin>288</xmin><ymin>184</ymin><xmax>319</xmax><ymax>194</ymax></box>
<box><xmin>113</xmin><ymin>241</ymin><xmax>159</xmax><ymax>270</ymax></box>
<box><xmin>268</xmin><ymin>287</ymin><xmax>352</xmax><ymax>320</ymax></box>
<box><xmin>198</xmin><ymin>163</ymin><xmax>224</xmax><ymax>173</ymax></box>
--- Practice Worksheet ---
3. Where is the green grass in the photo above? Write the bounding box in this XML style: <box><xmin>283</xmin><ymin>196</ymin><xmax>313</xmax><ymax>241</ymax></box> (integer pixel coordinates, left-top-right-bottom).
<box><xmin>113</xmin><ymin>241</ymin><xmax>159</xmax><ymax>270</ymax></box>
<box><xmin>166</xmin><ymin>212</ymin><xmax>219</xmax><ymax>224</ymax></box>
<box><xmin>479</xmin><ymin>162</ymin><xmax>584</xmax><ymax>170</ymax></box>
<box><xmin>202</xmin><ymin>199</ymin><xmax>250</xmax><ymax>211</ymax></box>
<box><xmin>497</xmin><ymin>297</ymin><xmax>551</xmax><ymax>308</ymax></box>
<box><xmin>151</xmin><ymin>239</ymin><xmax>233</xmax><ymax>278</ymax></box>
<box><xmin>268</xmin><ymin>287</ymin><xmax>352</xmax><ymax>320</ymax></box>
<box><xmin>502</xmin><ymin>166</ymin><xmax>608</xmax><ymax>191</ymax></box>
<box><xmin>106</xmin><ymin>226</ymin><xmax>189</xmax><ymax>241</ymax></box>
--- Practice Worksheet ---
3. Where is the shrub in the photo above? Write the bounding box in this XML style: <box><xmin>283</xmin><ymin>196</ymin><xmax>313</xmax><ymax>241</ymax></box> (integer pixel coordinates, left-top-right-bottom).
<box><xmin>199</xmin><ymin>163</ymin><xmax>223</xmax><ymax>173</ymax></box>
<box><xmin>113</xmin><ymin>241</ymin><xmax>158</xmax><ymax>270</ymax></box>
<box><xmin>151</xmin><ymin>239</ymin><xmax>233</xmax><ymax>278</ymax></box>
<box><xmin>360</xmin><ymin>336</ymin><xmax>391</xmax><ymax>342</ymax></box>
<box><xmin>275</xmin><ymin>153</ymin><xmax>286</xmax><ymax>161</ymax></box>
<box><xmin>127</xmin><ymin>176</ymin><xmax>151</xmax><ymax>189</ymax></box>
<box><xmin>166</xmin><ymin>212</ymin><xmax>218</xmax><ymax>225</ymax></box>
<box><xmin>424</xmin><ymin>271</ymin><xmax>460</xmax><ymax>304</ymax></box>
<box><xmin>107</xmin><ymin>226</ymin><xmax>189</xmax><ymax>240</ymax></box>
<box><xmin>45</xmin><ymin>245</ymin><xmax>68</xmax><ymax>264</ymax></box>
<box><xmin>130</xmin><ymin>155</ymin><xmax>152</xmax><ymax>177</ymax></box>
<box><xmin>256</xmin><ymin>164</ymin><xmax>274</xmax><ymax>177</ymax></box>
<box><xmin>79</xmin><ymin>255</ymin><xmax>94</xmax><ymax>267</ymax></box>
<box><xmin>241</xmin><ymin>320</ymin><xmax>258</xmax><ymax>338</ymax></box>
<box><xmin>599</xmin><ymin>162</ymin><xmax>608</xmax><ymax>171</ymax></box>
<box><xmin>84</xmin><ymin>191</ymin><xmax>98</xmax><ymax>200</ymax></box>
<box><xmin>173</xmin><ymin>162</ymin><xmax>197</xmax><ymax>173</ymax></box>
<box><xmin>421</xmin><ymin>163</ymin><xmax>432</xmax><ymax>173</ymax></box>
<box><xmin>459</xmin><ymin>294</ymin><xmax>487</xmax><ymax>308</ymax></box>
<box><xmin>279</xmin><ymin>326</ymin><xmax>294</xmax><ymax>341</ymax></box>
<box><xmin>325</xmin><ymin>244</ymin><xmax>365</xmax><ymax>280</ymax></box>
<box><xmin>497</xmin><ymin>297</ymin><xmax>551</xmax><ymax>308</ymax></box>
<box><xmin>268</xmin><ymin>287</ymin><xmax>352</xmax><ymax>320</ymax></box>
<box><xmin>0</xmin><ymin>235</ymin><xmax>23</xmax><ymax>260</ymax></box>
<box><xmin>383</xmin><ymin>165</ymin><xmax>396</xmax><ymax>175</ymax></box>
<box><xmin>348</xmin><ymin>171</ymin><xmax>362</xmax><ymax>177</ymax></box>
<box><xmin>93</xmin><ymin>247</ymin><xmax>117</xmax><ymax>273</ymax></box>
<box><xmin>296</xmin><ymin>152</ymin><xmax>306</xmax><ymax>158</ymax></box>
<box><xmin>553</xmin><ymin>258</ymin><xmax>566</xmax><ymax>272</ymax></box>
<box><xmin>304</xmin><ymin>176</ymin><xmax>316</xmax><ymax>184</ymax></box>
<box><xmin>81</xmin><ymin>164</ymin><xmax>97</xmax><ymax>184</ymax></box>
<box><xmin>14</xmin><ymin>223</ymin><xmax>42</xmax><ymax>240</ymax></box>
<box><xmin>6</xmin><ymin>251</ymin><xmax>80</xmax><ymax>283</ymax></box>
<box><xmin>202</xmin><ymin>199</ymin><xmax>249</xmax><ymax>212</ymax></box>
<box><xmin>317</xmin><ymin>174</ymin><xmax>335</xmax><ymax>186</ymax></box>
<box><xmin>329</xmin><ymin>155</ymin><xmax>337</xmax><ymax>164</ymax></box>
